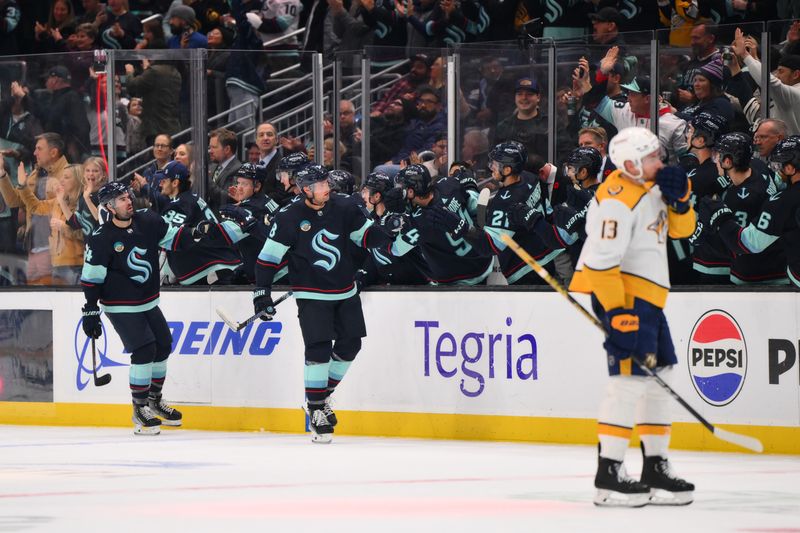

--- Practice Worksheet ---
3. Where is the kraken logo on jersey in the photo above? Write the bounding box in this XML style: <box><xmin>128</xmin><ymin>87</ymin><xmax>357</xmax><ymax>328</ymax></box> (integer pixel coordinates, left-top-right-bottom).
<box><xmin>371</xmin><ymin>247</ymin><xmax>392</xmax><ymax>266</ymax></box>
<box><xmin>311</xmin><ymin>229</ymin><xmax>341</xmax><ymax>271</ymax></box>
<box><xmin>127</xmin><ymin>246</ymin><xmax>152</xmax><ymax>283</ymax></box>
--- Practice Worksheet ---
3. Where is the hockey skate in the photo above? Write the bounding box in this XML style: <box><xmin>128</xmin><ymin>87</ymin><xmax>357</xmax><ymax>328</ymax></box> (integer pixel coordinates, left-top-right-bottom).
<box><xmin>148</xmin><ymin>395</ymin><xmax>183</xmax><ymax>427</ymax></box>
<box><xmin>593</xmin><ymin>457</ymin><xmax>650</xmax><ymax>507</ymax></box>
<box><xmin>132</xmin><ymin>404</ymin><xmax>161</xmax><ymax>436</ymax></box>
<box><xmin>304</xmin><ymin>404</ymin><xmax>333</xmax><ymax>444</ymax></box>
<box><xmin>641</xmin><ymin>455</ymin><xmax>694</xmax><ymax>506</ymax></box>
<box><xmin>322</xmin><ymin>396</ymin><xmax>338</xmax><ymax>427</ymax></box>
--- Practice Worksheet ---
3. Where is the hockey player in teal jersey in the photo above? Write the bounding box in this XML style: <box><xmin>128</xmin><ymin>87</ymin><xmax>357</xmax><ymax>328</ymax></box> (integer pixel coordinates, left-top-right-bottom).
<box><xmin>253</xmin><ymin>164</ymin><xmax>398</xmax><ymax>443</ymax></box>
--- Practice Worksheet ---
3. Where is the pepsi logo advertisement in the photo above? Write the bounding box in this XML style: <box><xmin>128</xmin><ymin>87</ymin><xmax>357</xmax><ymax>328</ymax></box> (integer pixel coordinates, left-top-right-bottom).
<box><xmin>687</xmin><ymin>310</ymin><xmax>747</xmax><ymax>406</ymax></box>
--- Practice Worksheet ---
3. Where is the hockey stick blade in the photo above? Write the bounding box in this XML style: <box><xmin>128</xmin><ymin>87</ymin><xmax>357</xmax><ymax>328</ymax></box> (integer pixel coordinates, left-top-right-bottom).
<box><xmin>215</xmin><ymin>306</ymin><xmax>242</xmax><ymax>331</ymax></box>
<box><xmin>499</xmin><ymin>233</ymin><xmax>764</xmax><ymax>453</ymax></box>
<box><xmin>91</xmin><ymin>338</ymin><xmax>112</xmax><ymax>387</ymax></box>
<box><xmin>713</xmin><ymin>426</ymin><xmax>764</xmax><ymax>453</ymax></box>
<box><xmin>216</xmin><ymin>291</ymin><xmax>294</xmax><ymax>331</ymax></box>
<box><xmin>476</xmin><ymin>188</ymin><xmax>491</xmax><ymax>228</ymax></box>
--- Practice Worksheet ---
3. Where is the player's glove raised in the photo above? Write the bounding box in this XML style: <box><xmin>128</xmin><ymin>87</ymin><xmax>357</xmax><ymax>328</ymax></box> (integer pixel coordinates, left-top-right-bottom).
<box><xmin>423</xmin><ymin>206</ymin><xmax>467</xmax><ymax>237</ymax></box>
<box><xmin>603</xmin><ymin>308</ymin><xmax>639</xmax><ymax>361</ymax></box>
<box><xmin>219</xmin><ymin>204</ymin><xmax>256</xmax><ymax>233</ymax></box>
<box><xmin>382</xmin><ymin>187</ymin><xmax>407</xmax><ymax>214</ymax></box>
<box><xmin>656</xmin><ymin>166</ymin><xmax>691</xmax><ymax>214</ymax></box>
<box><xmin>452</xmin><ymin>167</ymin><xmax>478</xmax><ymax>195</ymax></box>
<box><xmin>81</xmin><ymin>304</ymin><xmax>102</xmax><ymax>339</ymax></box>
<box><xmin>698</xmin><ymin>197</ymin><xmax>734</xmax><ymax>230</ymax></box>
<box><xmin>508</xmin><ymin>203</ymin><xmax>543</xmax><ymax>231</ymax></box>
<box><xmin>252</xmin><ymin>288</ymin><xmax>275</xmax><ymax>321</ymax></box>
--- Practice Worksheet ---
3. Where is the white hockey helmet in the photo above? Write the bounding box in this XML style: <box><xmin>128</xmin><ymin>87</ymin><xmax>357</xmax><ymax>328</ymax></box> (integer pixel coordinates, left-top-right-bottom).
<box><xmin>608</xmin><ymin>127</ymin><xmax>661</xmax><ymax>182</ymax></box>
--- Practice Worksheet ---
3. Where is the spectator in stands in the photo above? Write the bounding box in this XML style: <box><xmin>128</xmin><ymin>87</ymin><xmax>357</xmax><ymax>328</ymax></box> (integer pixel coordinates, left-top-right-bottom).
<box><xmin>676</xmin><ymin>21</ymin><xmax>721</xmax><ymax>108</ymax></box>
<box><xmin>245</xmin><ymin>0</ymin><xmax>303</xmax><ymax>71</ymax></box>
<box><xmin>325</xmin><ymin>0</ymin><xmax>373</xmax><ymax>70</ymax></box>
<box><xmin>225</xmin><ymin>0</ymin><xmax>268</xmax><ymax>133</ymax></box>
<box><xmin>678</xmin><ymin>57</ymin><xmax>735</xmax><ymax>124</ymax></box>
<box><xmin>206</xmin><ymin>26</ymin><xmax>233</xmax><ymax>118</ymax></box>
<box><xmin>34</xmin><ymin>66</ymin><xmax>90</xmax><ymax>163</ymax></box>
<box><xmin>96</xmin><ymin>0</ymin><xmax>143</xmax><ymax>49</ymax></box>
<box><xmin>245</xmin><ymin>141</ymin><xmax>260</xmax><ymax>164</ymax></box>
<box><xmin>658</xmin><ymin>0</ymin><xmax>701</xmax><ymax>47</ymax></box>
<box><xmin>734</xmin><ymin>28</ymin><xmax>800</xmax><ymax>135</ymax></box>
<box><xmin>18</xmin><ymin>163</ymin><xmax>84</xmax><ymax>285</ymax></box>
<box><xmin>135</xmin><ymin>18</ymin><xmax>167</xmax><ymax>49</ymax></box>
<box><xmin>409</xmin><ymin>0</ymin><xmax>488</xmax><ymax>47</ymax></box>
<box><xmin>0</xmin><ymin>0</ymin><xmax>20</xmax><ymax>56</ymax></box>
<box><xmin>0</xmin><ymin>132</ymin><xmax>68</xmax><ymax>285</ymax></box>
<box><xmin>183</xmin><ymin>0</ymin><xmax>231</xmax><ymax>35</ymax></box>
<box><xmin>338</xmin><ymin>99</ymin><xmax>361</xmax><ymax>156</ymax></box>
<box><xmin>753</xmin><ymin>119</ymin><xmax>788</xmax><ymax>161</ymax></box>
<box><xmin>207</xmin><ymin>127</ymin><xmax>242</xmax><ymax>212</ymax></box>
<box><xmin>124</xmin><ymin>58</ymin><xmax>182</xmax><ymax>145</ymax></box>
<box><xmin>465</xmin><ymin>56</ymin><xmax>505</xmax><ymax>130</ymax></box>
<box><xmin>390</xmin><ymin>85</ymin><xmax>446</xmax><ymax>166</ymax></box>
<box><xmin>494</xmin><ymin>77</ymin><xmax>548</xmax><ymax>161</ymax></box>
<box><xmin>174</xmin><ymin>143</ymin><xmax>193</xmax><ymax>173</ymax></box>
<box><xmin>578</xmin><ymin>127</ymin><xmax>615</xmax><ymax>181</ymax></box>
<box><xmin>589</xmin><ymin>7</ymin><xmax>625</xmax><ymax>48</ymax></box>
<box><xmin>126</xmin><ymin>97</ymin><xmax>145</xmax><ymax>156</ymax></box>
<box><xmin>370</xmin><ymin>98</ymin><xmax>408</xmax><ymax>167</ymax></box>
<box><xmin>167</xmin><ymin>5</ymin><xmax>207</xmax><ymax>49</ymax></box>
<box><xmin>0</xmin><ymin>81</ymin><xmax>43</xmax><ymax>167</ymax></box>
<box><xmin>34</xmin><ymin>0</ymin><xmax>77</xmax><ymax>54</ymax></box>
<box><xmin>133</xmin><ymin>133</ymin><xmax>172</xmax><ymax>207</ymax></box>
<box><xmin>371</xmin><ymin>53</ymin><xmax>430</xmax><ymax>117</ymax></box>
<box><xmin>254</xmin><ymin>121</ymin><xmax>292</xmax><ymax>204</ymax></box>
<box><xmin>460</xmin><ymin>128</ymin><xmax>489</xmax><ymax>174</ymax></box>
<box><xmin>78</xmin><ymin>0</ymin><xmax>103</xmax><ymax>25</ymax></box>
<box><xmin>61</xmin><ymin>22</ymin><xmax>97</xmax><ymax>52</ymax></box>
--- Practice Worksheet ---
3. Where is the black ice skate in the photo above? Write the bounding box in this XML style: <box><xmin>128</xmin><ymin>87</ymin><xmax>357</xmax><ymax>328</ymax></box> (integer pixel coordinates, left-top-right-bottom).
<box><xmin>641</xmin><ymin>454</ymin><xmax>695</xmax><ymax>506</ymax></box>
<box><xmin>132</xmin><ymin>403</ymin><xmax>161</xmax><ymax>436</ymax></box>
<box><xmin>594</xmin><ymin>457</ymin><xmax>650</xmax><ymax>507</ymax></box>
<box><xmin>322</xmin><ymin>396</ymin><xmax>337</xmax><ymax>427</ymax></box>
<box><xmin>305</xmin><ymin>404</ymin><xmax>333</xmax><ymax>444</ymax></box>
<box><xmin>148</xmin><ymin>395</ymin><xmax>183</xmax><ymax>427</ymax></box>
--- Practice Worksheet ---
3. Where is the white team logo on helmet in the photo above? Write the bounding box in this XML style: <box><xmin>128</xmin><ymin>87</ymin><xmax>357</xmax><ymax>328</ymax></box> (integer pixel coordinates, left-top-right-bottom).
<box><xmin>608</xmin><ymin>127</ymin><xmax>661</xmax><ymax>182</ymax></box>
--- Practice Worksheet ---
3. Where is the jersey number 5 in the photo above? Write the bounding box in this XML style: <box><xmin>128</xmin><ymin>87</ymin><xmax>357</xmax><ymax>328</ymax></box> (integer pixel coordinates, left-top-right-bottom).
<box><xmin>601</xmin><ymin>219</ymin><xmax>617</xmax><ymax>239</ymax></box>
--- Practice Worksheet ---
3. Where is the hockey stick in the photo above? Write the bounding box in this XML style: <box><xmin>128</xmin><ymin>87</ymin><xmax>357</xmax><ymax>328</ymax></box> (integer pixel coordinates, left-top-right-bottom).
<box><xmin>500</xmin><ymin>233</ymin><xmax>764</xmax><ymax>453</ymax></box>
<box><xmin>216</xmin><ymin>291</ymin><xmax>294</xmax><ymax>332</ymax></box>
<box><xmin>91</xmin><ymin>338</ymin><xmax>112</xmax><ymax>387</ymax></box>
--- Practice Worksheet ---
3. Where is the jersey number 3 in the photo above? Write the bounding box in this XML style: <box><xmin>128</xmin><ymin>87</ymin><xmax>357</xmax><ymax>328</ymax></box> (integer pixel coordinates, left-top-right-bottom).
<box><xmin>601</xmin><ymin>219</ymin><xmax>617</xmax><ymax>239</ymax></box>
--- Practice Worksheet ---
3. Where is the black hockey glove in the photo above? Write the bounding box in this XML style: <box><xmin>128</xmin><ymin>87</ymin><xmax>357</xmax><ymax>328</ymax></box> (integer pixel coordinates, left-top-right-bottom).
<box><xmin>508</xmin><ymin>203</ymin><xmax>543</xmax><ymax>232</ymax></box>
<box><xmin>354</xmin><ymin>269</ymin><xmax>367</xmax><ymax>294</ymax></box>
<box><xmin>382</xmin><ymin>187</ymin><xmax>407</xmax><ymax>214</ymax></box>
<box><xmin>656</xmin><ymin>166</ymin><xmax>691</xmax><ymax>214</ymax></box>
<box><xmin>698</xmin><ymin>197</ymin><xmax>734</xmax><ymax>231</ymax></box>
<box><xmin>603</xmin><ymin>308</ymin><xmax>641</xmax><ymax>363</ymax></box>
<box><xmin>252</xmin><ymin>288</ymin><xmax>275</xmax><ymax>321</ymax></box>
<box><xmin>81</xmin><ymin>304</ymin><xmax>102</xmax><ymax>339</ymax></box>
<box><xmin>381</xmin><ymin>213</ymin><xmax>406</xmax><ymax>235</ymax></box>
<box><xmin>453</xmin><ymin>167</ymin><xmax>478</xmax><ymax>195</ymax></box>
<box><xmin>219</xmin><ymin>204</ymin><xmax>257</xmax><ymax>233</ymax></box>
<box><xmin>423</xmin><ymin>206</ymin><xmax>466</xmax><ymax>237</ymax></box>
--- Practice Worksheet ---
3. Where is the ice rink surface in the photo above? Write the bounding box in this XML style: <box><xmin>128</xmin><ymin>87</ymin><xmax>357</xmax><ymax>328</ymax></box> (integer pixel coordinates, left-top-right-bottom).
<box><xmin>1</xmin><ymin>425</ymin><xmax>799</xmax><ymax>533</ymax></box>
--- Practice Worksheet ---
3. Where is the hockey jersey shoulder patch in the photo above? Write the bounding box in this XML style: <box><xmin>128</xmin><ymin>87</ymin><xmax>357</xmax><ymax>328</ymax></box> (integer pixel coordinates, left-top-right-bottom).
<box><xmin>595</xmin><ymin>172</ymin><xmax>648</xmax><ymax>211</ymax></box>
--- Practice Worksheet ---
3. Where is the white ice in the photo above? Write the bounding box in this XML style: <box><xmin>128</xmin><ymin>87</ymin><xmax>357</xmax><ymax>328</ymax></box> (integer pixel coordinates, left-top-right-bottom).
<box><xmin>1</xmin><ymin>425</ymin><xmax>799</xmax><ymax>533</ymax></box>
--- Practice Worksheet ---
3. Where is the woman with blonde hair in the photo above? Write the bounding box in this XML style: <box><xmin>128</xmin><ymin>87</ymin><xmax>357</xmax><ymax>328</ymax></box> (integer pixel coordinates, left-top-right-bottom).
<box><xmin>60</xmin><ymin>157</ymin><xmax>108</xmax><ymax>236</ymax></box>
<box><xmin>18</xmin><ymin>163</ymin><xmax>85</xmax><ymax>284</ymax></box>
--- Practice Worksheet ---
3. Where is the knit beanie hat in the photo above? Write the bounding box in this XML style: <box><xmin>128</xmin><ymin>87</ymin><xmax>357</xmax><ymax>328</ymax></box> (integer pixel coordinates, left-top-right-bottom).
<box><xmin>697</xmin><ymin>58</ymin><xmax>724</xmax><ymax>87</ymax></box>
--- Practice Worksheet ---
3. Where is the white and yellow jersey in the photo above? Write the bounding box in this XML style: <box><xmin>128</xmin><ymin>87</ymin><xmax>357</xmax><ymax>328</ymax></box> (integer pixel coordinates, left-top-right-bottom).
<box><xmin>569</xmin><ymin>169</ymin><xmax>695</xmax><ymax>310</ymax></box>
